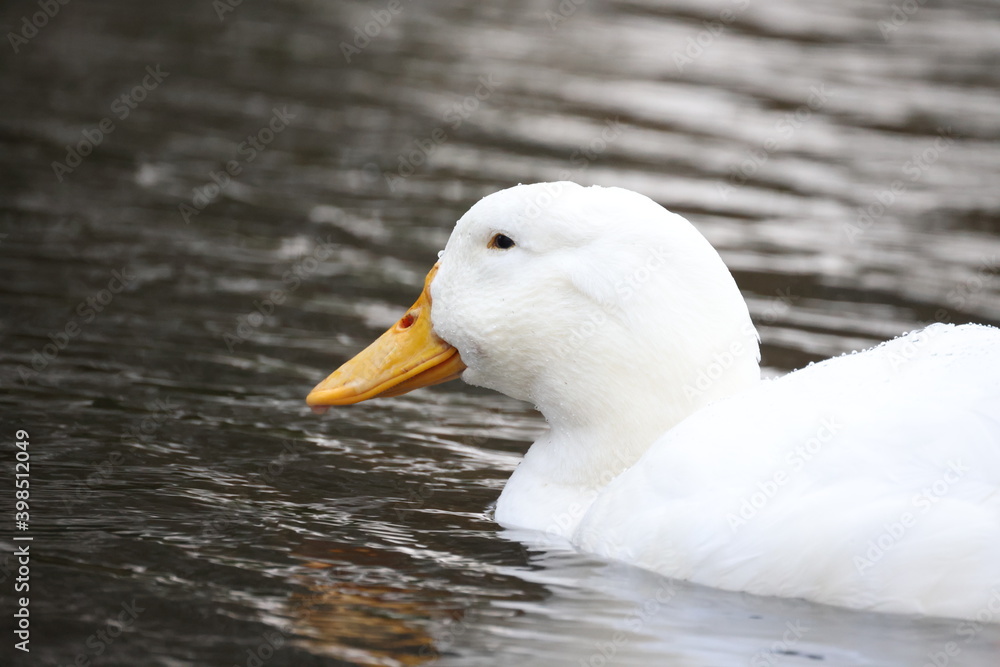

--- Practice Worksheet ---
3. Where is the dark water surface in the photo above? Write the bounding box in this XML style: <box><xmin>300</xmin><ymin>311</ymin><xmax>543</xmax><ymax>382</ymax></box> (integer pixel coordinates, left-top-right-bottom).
<box><xmin>2</xmin><ymin>0</ymin><xmax>1000</xmax><ymax>665</ymax></box>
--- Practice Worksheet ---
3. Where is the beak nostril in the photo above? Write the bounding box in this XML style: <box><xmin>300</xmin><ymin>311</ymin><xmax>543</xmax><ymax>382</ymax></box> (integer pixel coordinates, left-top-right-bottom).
<box><xmin>398</xmin><ymin>313</ymin><xmax>416</xmax><ymax>330</ymax></box>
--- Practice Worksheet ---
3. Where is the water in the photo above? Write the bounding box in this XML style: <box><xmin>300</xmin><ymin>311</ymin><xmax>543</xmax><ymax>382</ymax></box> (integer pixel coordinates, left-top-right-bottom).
<box><xmin>2</xmin><ymin>0</ymin><xmax>1000</xmax><ymax>665</ymax></box>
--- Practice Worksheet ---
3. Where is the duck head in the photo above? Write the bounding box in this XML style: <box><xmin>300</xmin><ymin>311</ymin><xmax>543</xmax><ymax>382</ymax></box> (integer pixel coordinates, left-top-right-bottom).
<box><xmin>308</xmin><ymin>182</ymin><xmax>759</xmax><ymax>444</ymax></box>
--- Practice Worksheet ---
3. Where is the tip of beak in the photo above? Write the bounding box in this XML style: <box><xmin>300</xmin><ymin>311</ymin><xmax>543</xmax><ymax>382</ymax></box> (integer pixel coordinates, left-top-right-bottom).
<box><xmin>305</xmin><ymin>381</ymin><xmax>369</xmax><ymax>409</ymax></box>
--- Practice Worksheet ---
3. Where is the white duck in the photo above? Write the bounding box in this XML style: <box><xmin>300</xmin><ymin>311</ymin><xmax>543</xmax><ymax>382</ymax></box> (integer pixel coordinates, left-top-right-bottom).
<box><xmin>307</xmin><ymin>182</ymin><xmax>1000</xmax><ymax>620</ymax></box>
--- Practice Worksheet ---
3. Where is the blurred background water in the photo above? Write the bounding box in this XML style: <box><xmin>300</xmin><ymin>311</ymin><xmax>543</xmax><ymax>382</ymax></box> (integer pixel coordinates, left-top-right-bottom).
<box><xmin>2</xmin><ymin>0</ymin><xmax>1000</xmax><ymax>665</ymax></box>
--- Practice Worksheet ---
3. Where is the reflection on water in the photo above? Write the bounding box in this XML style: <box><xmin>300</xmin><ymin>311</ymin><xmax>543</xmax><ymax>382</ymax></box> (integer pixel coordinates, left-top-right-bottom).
<box><xmin>2</xmin><ymin>0</ymin><xmax>999</xmax><ymax>665</ymax></box>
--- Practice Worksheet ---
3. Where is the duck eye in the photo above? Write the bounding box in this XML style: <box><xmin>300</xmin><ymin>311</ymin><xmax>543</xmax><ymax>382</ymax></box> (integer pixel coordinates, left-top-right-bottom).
<box><xmin>488</xmin><ymin>233</ymin><xmax>515</xmax><ymax>250</ymax></box>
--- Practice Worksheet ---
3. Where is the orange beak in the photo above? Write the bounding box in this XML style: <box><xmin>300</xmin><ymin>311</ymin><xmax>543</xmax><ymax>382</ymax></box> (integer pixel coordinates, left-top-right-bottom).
<box><xmin>306</xmin><ymin>264</ymin><xmax>466</xmax><ymax>412</ymax></box>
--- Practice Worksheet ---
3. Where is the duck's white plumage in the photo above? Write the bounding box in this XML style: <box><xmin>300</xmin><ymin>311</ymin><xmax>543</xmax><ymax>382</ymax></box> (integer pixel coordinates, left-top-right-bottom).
<box><xmin>579</xmin><ymin>323</ymin><xmax>1000</xmax><ymax>618</ymax></box>
<box><xmin>317</xmin><ymin>181</ymin><xmax>1000</xmax><ymax>620</ymax></box>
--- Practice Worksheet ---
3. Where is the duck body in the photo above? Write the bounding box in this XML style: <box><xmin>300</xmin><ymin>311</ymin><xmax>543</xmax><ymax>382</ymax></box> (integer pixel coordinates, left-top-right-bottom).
<box><xmin>572</xmin><ymin>323</ymin><xmax>1000</xmax><ymax>619</ymax></box>
<box><xmin>308</xmin><ymin>182</ymin><xmax>1000</xmax><ymax>620</ymax></box>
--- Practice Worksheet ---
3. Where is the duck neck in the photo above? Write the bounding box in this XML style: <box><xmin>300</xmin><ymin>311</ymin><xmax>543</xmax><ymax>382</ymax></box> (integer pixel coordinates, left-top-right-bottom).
<box><xmin>495</xmin><ymin>331</ymin><xmax>760</xmax><ymax>537</ymax></box>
